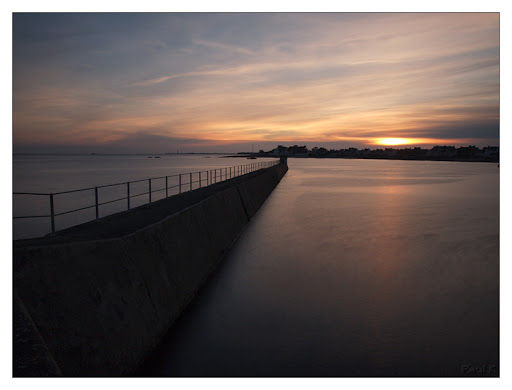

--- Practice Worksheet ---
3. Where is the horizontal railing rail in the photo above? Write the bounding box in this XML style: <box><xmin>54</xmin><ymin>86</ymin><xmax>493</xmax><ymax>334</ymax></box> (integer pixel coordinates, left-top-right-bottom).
<box><xmin>13</xmin><ymin>159</ymin><xmax>280</xmax><ymax>235</ymax></box>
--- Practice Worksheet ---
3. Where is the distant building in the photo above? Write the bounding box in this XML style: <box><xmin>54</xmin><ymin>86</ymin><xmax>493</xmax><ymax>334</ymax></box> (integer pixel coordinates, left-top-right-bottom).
<box><xmin>457</xmin><ymin>146</ymin><xmax>479</xmax><ymax>158</ymax></box>
<box><xmin>427</xmin><ymin>146</ymin><xmax>457</xmax><ymax>158</ymax></box>
<box><xmin>483</xmin><ymin>146</ymin><xmax>499</xmax><ymax>158</ymax></box>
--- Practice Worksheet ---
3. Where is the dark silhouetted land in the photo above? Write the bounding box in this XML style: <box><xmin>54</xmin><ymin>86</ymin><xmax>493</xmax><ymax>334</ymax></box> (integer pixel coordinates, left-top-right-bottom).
<box><xmin>234</xmin><ymin>145</ymin><xmax>499</xmax><ymax>163</ymax></box>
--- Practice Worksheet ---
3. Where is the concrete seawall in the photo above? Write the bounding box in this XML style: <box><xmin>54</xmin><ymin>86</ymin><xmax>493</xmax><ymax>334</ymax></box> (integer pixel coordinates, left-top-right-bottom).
<box><xmin>13</xmin><ymin>162</ymin><xmax>288</xmax><ymax>376</ymax></box>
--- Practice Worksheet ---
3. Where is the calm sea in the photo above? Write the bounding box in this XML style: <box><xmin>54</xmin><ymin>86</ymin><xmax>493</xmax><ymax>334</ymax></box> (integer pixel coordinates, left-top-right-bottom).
<box><xmin>13</xmin><ymin>154</ymin><xmax>261</xmax><ymax>239</ymax></box>
<box><xmin>13</xmin><ymin>155</ymin><xmax>500</xmax><ymax>376</ymax></box>
<box><xmin>137</xmin><ymin>158</ymin><xmax>499</xmax><ymax>377</ymax></box>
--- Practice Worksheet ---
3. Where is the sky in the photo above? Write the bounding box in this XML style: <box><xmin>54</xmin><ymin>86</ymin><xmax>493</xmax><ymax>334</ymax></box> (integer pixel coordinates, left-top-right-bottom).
<box><xmin>12</xmin><ymin>12</ymin><xmax>499</xmax><ymax>153</ymax></box>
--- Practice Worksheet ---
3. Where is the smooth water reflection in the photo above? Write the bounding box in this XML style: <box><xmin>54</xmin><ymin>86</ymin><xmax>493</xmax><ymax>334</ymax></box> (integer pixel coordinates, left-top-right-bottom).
<box><xmin>139</xmin><ymin>159</ymin><xmax>499</xmax><ymax>376</ymax></box>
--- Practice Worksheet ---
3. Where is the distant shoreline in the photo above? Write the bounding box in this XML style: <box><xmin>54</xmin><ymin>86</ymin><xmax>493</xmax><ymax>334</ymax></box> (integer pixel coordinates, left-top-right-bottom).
<box><xmin>227</xmin><ymin>154</ymin><xmax>499</xmax><ymax>163</ymax></box>
<box><xmin>12</xmin><ymin>152</ymin><xmax>231</xmax><ymax>156</ymax></box>
<box><xmin>12</xmin><ymin>149</ymin><xmax>499</xmax><ymax>164</ymax></box>
<box><xmin>231</xmin><ymin>144</ymin><xmax>499</xmax><ymax>163</ymax></box>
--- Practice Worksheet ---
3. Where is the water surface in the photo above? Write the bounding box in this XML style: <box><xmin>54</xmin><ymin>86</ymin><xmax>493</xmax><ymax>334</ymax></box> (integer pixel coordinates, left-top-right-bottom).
<box><xmin>13</xmin><ymin>154</ymin><xmax>263</xmax><ymax>239</ymax></box>
<box><xmin>138</xmin><ymin>158</ymin><xmax>499</xmax><ymax>377</ymax></box>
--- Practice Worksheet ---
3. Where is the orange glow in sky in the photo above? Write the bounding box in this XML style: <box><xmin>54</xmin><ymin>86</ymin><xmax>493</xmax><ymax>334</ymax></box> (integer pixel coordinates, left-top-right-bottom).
<box><xmin>375</xmin><ymin>138</ymin><xmax>413</xmax><ymax>146</ymax></box>
<box><xmin>12</xmin><ymin>13</ymin><xmax>499</xmax><ymax>153</ymax></box>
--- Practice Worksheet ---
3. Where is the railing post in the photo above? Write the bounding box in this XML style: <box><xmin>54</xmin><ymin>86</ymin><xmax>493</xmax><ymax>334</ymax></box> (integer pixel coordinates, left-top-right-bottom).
<box><xmin>95</xmin><ymin>187</ymin><xmax>99</xmax><ymax>219</ymax></box>
<box><xmin>179</xmin><ymin>174</ymin><xmax>182</xmax><ymax>194</ymax></box>
<box><xmin>207</xmin><ymin>170</ymin><xmax>209</xmax><ymax>186</ymax></box>
<box><xmin>127</xmin><ymin>182</ymin><xmax>130</xmax><ymax>210</ymax></box>
<box><xmin>165</xmin><ymin>176</ymin><xmax>168</xmax><ymax>198</ymax></box>
<box><xmin>190</xmin><ymin>172</ymin><xmax>192</xmax><ymax>191</ymax></box>
<box><xmin>215</xmin><ymin>169</ymin><xmax>217</xmax><ymax>183</ymax></box>
<box><xmin>49</xmin><ymin>193</ymin><xmax>55</xmax><ymax>233</ymax></box>
<box><xmin>199</xmin><ymin>171</ymin><xmax>202</xmax><ymax>188</ymax></box>
<box><xmin>149</xmin><ymin>179</ymin><xmax>152</xmax><ymax>203</ymax></box>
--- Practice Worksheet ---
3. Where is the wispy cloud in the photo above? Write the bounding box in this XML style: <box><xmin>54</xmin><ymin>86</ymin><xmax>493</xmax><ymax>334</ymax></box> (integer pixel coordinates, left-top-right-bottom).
<box><xmin>192</xmin><ymin>38</ymin><xmax>255</xmax><ymax>55</ymax></box>
<box><xmin>13</xmin><ymin>13</ymin><xmax>499</xmax><ymax>152</ymax></box>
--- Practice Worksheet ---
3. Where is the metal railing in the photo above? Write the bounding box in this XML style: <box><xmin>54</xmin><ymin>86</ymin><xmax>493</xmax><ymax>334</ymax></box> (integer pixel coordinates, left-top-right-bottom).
<box><xmin>13</xmin><ymin>159</ymin><xmax>280</xmax><ymax>235</ymax></box>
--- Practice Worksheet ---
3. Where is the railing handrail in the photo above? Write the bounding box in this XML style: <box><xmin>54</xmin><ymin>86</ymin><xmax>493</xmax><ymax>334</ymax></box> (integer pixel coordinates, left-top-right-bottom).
<box><xmin>13</xmin><ymin>159</ymin><xmax>280</xmax><ymax>236</ymax></box>
<box><xmin>13</xmin><ymin>162</ymin><xmax>279</xmax><ymax>196</ymax></box>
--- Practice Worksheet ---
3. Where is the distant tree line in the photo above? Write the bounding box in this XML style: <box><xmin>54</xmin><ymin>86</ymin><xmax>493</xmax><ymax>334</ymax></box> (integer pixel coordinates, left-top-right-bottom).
<box><xmin>255</xmin><ymin>145</ymin><xmax>499</xmax><ymax>162</ymax></box>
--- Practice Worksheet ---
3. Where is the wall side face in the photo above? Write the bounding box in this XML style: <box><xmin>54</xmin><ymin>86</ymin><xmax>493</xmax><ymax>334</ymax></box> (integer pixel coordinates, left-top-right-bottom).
<box><xmin>13</xmin><ymin>163</ymin><xmax>287</xmax><ymax>376</ymax></box>
<box><xmin>237</xmin><ymin>162</ymin><xmax>288</xmax><ymax>219</ymax></box>
<box><xmin>13</xmin><ymin>292</ymin><xmax>62</xmax><ymax>376</ymax></box>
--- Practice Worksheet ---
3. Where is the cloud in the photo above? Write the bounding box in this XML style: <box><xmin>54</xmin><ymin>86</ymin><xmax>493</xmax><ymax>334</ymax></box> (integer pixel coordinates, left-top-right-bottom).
<box><xmin>191</xmin><ymin>38</ymin><xmax>255</xmax><ymax>55</ymax></box>
<box><xmin>12</xmin><ymin>13</ymin><xmax>500</xmax><ymax>152</ymax></box>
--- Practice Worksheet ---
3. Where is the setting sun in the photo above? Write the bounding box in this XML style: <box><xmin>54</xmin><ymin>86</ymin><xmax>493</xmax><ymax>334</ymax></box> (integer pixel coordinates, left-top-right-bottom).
<box><xmin>375</xmin><ymin>138</ymin><xmax>412</xmax><ymax>146</ymax></box>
